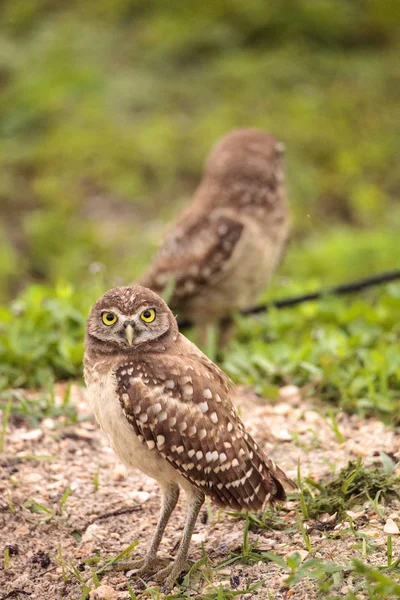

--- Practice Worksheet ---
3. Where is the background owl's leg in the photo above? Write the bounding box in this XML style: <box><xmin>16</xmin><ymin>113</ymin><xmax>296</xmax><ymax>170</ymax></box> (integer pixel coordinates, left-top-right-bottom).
<box><xmin>198</xmin><ymin>324</ymin><xmax>218</xmax><ymax>360</ymax></box>
<box><xmin>154</xmin><ymin>489</ymin><xmax>205</xmax><ymax>589</ymax></box>
<box><xmin>114</xmin><ymin>483</ymin><xmax>180</xmax><ymax>575</ymax></box>
<box><xmin>217</xmin><ymin>319</ymin><xmax>235</xmax><ymax>349</ymax></box>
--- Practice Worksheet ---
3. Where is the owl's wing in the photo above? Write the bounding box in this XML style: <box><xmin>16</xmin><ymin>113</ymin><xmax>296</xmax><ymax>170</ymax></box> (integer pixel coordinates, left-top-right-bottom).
<box><xmin>116</xmin><ymin>353</ymin><xmax>296</xmax><ymax>511</ymax></box>
<box><xmin>138</xmin><ymin>213</ymin><xmax>244</xmax><ymax>300</ymax></box>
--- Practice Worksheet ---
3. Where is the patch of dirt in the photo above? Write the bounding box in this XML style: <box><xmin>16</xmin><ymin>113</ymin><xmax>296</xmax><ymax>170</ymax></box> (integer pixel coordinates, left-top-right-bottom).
<box><xmin>1</xmin><ymin>384</ymin><xmax>399</xmax><ymax>599</ymax></box>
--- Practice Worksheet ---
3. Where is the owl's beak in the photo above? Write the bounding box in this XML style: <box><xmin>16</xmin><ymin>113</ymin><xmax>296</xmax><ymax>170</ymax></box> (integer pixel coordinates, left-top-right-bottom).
<box><xmin>125</xmin><ymin>324</ymin><xmax>135</xmax><ymax>346</ymax></box>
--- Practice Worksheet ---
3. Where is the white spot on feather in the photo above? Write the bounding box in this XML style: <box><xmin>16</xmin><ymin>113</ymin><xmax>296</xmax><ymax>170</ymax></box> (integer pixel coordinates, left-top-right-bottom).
<box><xmin>210</xmin><ymin>412</ymin><xmax>218</xmax><ymax>424</ymax></box>
<box><xmin>199</xmin><ymin>401</ymin><xmax>209</xmax><ymax>414</ymax></box>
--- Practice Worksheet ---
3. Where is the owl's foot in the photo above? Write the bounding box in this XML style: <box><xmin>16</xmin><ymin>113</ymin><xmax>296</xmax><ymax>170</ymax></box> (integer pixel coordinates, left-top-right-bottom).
<box><xmin>110</xmin><ymin>554</ymin><xmax>170</xmax><ymax>576</ymax></box>
<box><xmin>152</xmin><ymin>558</ymin><xmax>193</xmax><ymax>591</ymax></box>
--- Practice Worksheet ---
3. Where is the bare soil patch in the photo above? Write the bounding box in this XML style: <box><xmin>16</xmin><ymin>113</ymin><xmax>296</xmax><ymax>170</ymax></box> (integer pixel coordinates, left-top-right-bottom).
<box><xmin>1</xmin><ymin>384</ymin><xmax>399</xmax><ymax>599</ymax></box>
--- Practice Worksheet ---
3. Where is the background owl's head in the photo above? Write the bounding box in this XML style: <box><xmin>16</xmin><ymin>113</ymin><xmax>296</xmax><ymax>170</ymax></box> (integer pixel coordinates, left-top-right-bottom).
<box><xmin>85</xmin><ymin>285</ymin><xmax>178</xmax><ymax>353</ymax></box>
<box><xmin>203</xmin><ymin>128</ymin><xmax>283</xmax><ymax>184</ymax></box>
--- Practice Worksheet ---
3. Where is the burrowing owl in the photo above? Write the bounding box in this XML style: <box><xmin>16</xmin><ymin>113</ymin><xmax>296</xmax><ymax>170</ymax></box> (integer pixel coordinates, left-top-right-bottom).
<box><xmin>139</xmin><ymin>128</ymin><xmax>290</xmax><ymax>338</ymax></box>
<box><xmin>84</xmin><ymin>285</ymin><xmax>297</xmax><ymax>589</ymax></box>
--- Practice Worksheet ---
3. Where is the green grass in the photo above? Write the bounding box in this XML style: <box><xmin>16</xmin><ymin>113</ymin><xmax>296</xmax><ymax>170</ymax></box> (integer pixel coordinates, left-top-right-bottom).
<box><xmin>0</xmin><ymin>283</ymin><xmax>92</xmax><ymax>390</ymax></box>
<box><xmin>222</xmin><ymin>229</ymin><xmax>400</xmax><ymax>422</ymax></box>
<box><xmin>0</xmin><ymin>383</ymin><xmax>79</xmax><ymax>429</ymax></box>
<box><xmin>0</xmin><ymin>228</ymin><xmax>399</xmax><ymax>426</ymax></box>
<box><xmin>301</xmin><ymin>459</ymin><xmax>399</xmax><ymax>520</ymax></box>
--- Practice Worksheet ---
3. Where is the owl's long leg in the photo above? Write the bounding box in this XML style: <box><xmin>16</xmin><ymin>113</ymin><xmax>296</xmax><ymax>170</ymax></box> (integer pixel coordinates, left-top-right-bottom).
<box><xmin>154</xmin><ymin>489</ymin><xmax>205</xmax><ymax>589</ymax></box>
<box><xmin>136</xmin><ymin>483</ymin><xmax>180</xmax><ymax>573</ymax></box>
<box><xmin>113</xmin><ymin>483</ymin><xmax>180</xmax><ymax>575</ymax></box>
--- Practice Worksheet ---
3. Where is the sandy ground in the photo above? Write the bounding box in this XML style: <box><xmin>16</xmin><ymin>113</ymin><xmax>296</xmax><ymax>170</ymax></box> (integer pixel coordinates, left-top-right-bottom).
<box><xmin>1</xmin><ymin>384</ymin><xmax>400</xmax><ymax>600</ymax></box>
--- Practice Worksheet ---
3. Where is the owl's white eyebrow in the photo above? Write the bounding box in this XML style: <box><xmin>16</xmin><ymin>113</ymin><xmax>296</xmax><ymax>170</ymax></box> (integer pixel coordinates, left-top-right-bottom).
<box><xmin>100</xmin><ymin>306</ymin><xmax>155</xmax><ymax>318</ymax></box>
<box><xmin>101</xmin><ymin>307</ymin><xmax>121</xmax><ymax>315</ymax></box>
<box><xmin>136</xmin><ymin>304</ymin><xmax>156</xmax><ymax>314</ymax></box>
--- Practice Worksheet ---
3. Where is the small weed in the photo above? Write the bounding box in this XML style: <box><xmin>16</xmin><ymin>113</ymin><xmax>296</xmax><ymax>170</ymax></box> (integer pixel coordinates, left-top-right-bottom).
<box><xmin>91</xmin><ymin>568</ymin><xmax>101</xmax><ymax>588</ymax></box>
<box><xmin>380</xmin><ymin>451</ymin><xmax>400</xmax><ymax>476</ymax></box>
<box><xmin>297</xmin><ymin>459</ymin><xmax>309</xmax><ymax>519</ymax></box>
<box><xmin>95</xmin><ymin>541</ymin><xmax>139</xmax><ymax>576</ymax></box>
<box><xmin>179</xmin><ymin>580</ymin><xmax>265</xmax><ymax>599</ymax></box>
<box><xmin>24</xmin><ymin>498</ymin><xmax>55</xmax><ymax>517</ymax></box>
<box><xmin>92</xmin><ymin>468</ymin><xmax>100</xmax><ymax>493</ymax></box>
<box><xmin>7</xmin><ymin>489</ymin><xmax>15</xmax><ymax>512</ymax></box>
<box><xmin>303</xmin><ymin>459</ymin><xmax>399</xmax><ymax>519</ymax></box>
<box><xmin>296</xmin><ymin>511</ymin><xmax>312</xmax><ymax>552</ymax></box>
<box><xmin>0</xmin><ymin>385</ymin><xmax>78</xmax><ymax>427</ymax></box>
<box><xmin>327</xmin><ymin>408</ymin><xmax>346</xmax><ymax>443</ymax></box>
<box><xmin>0</xmin><ymin>394</ymin><xmax>12</xmax><ymax>452</ymax></box>
<box><xmin>226</xmin><ymin>507</ymin><xmax>287</xmax><ymax>532</ymax></box>
<box><xmin>59</xmin><ymin>486</ymin><xmax>72</xmax><ymax>514</ymax></box>
<box><xmin>352</xmin><ymin>559</ymin><xmax>400</xmax><ymax>598</ymax></box>
<box><xmin>126</xmin><ymin>583</ymin><xmax>137</xmax><ymax>600</ymax></box>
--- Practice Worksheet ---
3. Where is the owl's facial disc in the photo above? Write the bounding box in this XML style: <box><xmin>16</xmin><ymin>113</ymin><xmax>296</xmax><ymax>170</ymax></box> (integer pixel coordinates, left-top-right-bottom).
<box><xmin>89</xmin><ymin>304</ymin><xmax>170</xmax><ymax>349</ymax></box>
<box><xmin>86</xmin><ymin>285</ymin><xmax>178</xmax><ymax>353</ymax></box>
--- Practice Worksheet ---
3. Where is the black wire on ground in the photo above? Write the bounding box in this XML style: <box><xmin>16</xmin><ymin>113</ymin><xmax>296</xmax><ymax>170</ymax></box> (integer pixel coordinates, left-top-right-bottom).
<box><xmin>177</xmin><ymin>270</ymin><xmax>400</xmax><ymax>329</ymax></box>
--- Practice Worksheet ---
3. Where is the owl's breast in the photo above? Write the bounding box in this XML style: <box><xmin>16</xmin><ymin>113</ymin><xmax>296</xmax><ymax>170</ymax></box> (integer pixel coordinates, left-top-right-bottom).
<box><xmin>85</xmin><ymin>366</ymin><xmax>180</xmax><ymax>485</ymax></box>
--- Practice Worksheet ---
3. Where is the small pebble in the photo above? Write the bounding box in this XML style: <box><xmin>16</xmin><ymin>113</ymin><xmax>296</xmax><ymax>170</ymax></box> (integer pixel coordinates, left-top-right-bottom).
<box><xmin>275</xmin><ymin>428</ymin><xmax>292</xmax><ymax>441</ymax></box>
<box><xmin>384</xmin><ymin>519</ymin><xmax>399</xmax><ymax>535</ymax></box>
<box><xmin>128</xmin><ymin>491</ymin><xmax>150</xmax><ymax>504</ymax></box>
<box><xmin>81</xmin><ymin>523</ymin><xmax>106</xmax><ymax>544</ymax></box>
<box><xmin>304</xmin><ymin>410</ymin><xmax>321</xmax><ymax>424</ymax></box>
<box><xmin>20</xmin><ymin>429</ymin><xmax>44</xmax><ymax>441</ymax></box>
<box><xmin>25</xmin><ymin>473</ymin><xmax>43</xmax><ymax>483</ymax></box>
<box><xmin>348</xmin><ymin>442</ymin><xmax>369</xmax><ymax>457</ymax></box>
<box><xmin>15</xmin><ymin>525</ymin><xmax>30</xmax><ymax>536</ymax></box>
<box><xmin>112</xmin><ymin>464</ymin><xmax>127</xmax><ymax>481</ymax></box>
<box><xmin>192</xmin><ymin>532</ymin><xmax>207</xmax><ymax>543</ymax></box>
<box><xmin>273</xmin><ymin>402</ymin><xmax>292</xmax><ymax>415</ymax></box>
<box><xmin>279</xmin><ymin>385</ymin><xmax>301</xmax><ymax>401</ymax></box>
<box><xmin>89</xmin><ymin>584</ymin><xmax>118</xmax><ymax>600</ymax></box>
<box><xmin>346</xmin><ymin>510</ymin><xmax>365</xmax><ymax>519</ymax></box>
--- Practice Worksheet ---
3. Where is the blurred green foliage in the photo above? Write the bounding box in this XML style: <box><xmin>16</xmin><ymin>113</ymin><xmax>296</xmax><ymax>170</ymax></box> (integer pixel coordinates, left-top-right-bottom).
<box><xmin>0</xmin><ymin>0</ymin><xmax>399</xmax><ymax>299</ymax></box>
<box><xmin>0</xmin><ymin>1</ymin><xmax>399</xmax><ymax>421</ymax></box>
<box><xmin>226</xmin><ymin>282</ymin><xmax>400</xmax><ymax>422</ymax></box>
<box><xmin>1</xmin><ymin>233</ymin><xmax>399</xmax><ymax>425</ymax></box>
<box><xmin>0</xmin><ymin>283</ymin><xmax>89</xmax><ymax>389</ymax></box>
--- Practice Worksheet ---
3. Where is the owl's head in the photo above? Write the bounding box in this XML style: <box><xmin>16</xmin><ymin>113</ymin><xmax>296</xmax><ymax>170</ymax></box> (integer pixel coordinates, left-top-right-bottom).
<box><xmin>85</xmin><ymin>285</ymin><xmax>178</xmax><ymax>354</ymax></box>
<box><xmin>204</xmin><ymin>128</ymin><xmax>284</xmax><ymax>183</ymax></box>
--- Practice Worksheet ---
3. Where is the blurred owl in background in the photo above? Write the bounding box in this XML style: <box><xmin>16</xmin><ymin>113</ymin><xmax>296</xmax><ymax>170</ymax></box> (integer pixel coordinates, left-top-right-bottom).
<box><xmin>139</xmin><ymin>128</ymin><xmax>290</xmax><ymax>344</ymax></box>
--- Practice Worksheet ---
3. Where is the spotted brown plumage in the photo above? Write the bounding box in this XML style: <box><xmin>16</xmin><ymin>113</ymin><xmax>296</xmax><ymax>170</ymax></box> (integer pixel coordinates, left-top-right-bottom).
<box><xmin>139</xmin><ymin>128</ymin><xmax>290</xmax><ymax>330</ymax></box>
<box><xmin>84</xmin><ymin>285</ymin><xmax>297</xmax><ymax>590</ymax></box>
<box><xmin>116</xmin><ymin>355</ymin><xmax>288</xmax><ymax>512</ymax></box>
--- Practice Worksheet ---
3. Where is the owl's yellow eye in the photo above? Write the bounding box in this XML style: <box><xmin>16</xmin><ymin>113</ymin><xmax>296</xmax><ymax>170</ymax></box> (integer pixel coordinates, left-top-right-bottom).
<box><xmin>102</xmin><ymin>312</ymin><xmax>118</xmax><ymax>326</ymax></box>
<box><xmin>140</xmin><ymin>308</ymin><xmax>156</xmax><ymax>323</ymax></box>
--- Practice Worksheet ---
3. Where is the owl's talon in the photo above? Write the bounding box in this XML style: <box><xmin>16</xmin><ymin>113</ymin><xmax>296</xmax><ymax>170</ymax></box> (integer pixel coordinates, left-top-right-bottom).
<box><xmin>107</xmin><ymin>559</ymin><xmax>143</xmax><ymax>572</ymax></box>
<box><xmin>153</xmin><ymin>559</ymin><xmax>193</xmax><ymax>588</ymax></box>
<box><xmin>108</xmin><ymin>555</ymin><xmax>170</xmax><ymax>576</ymax></box>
